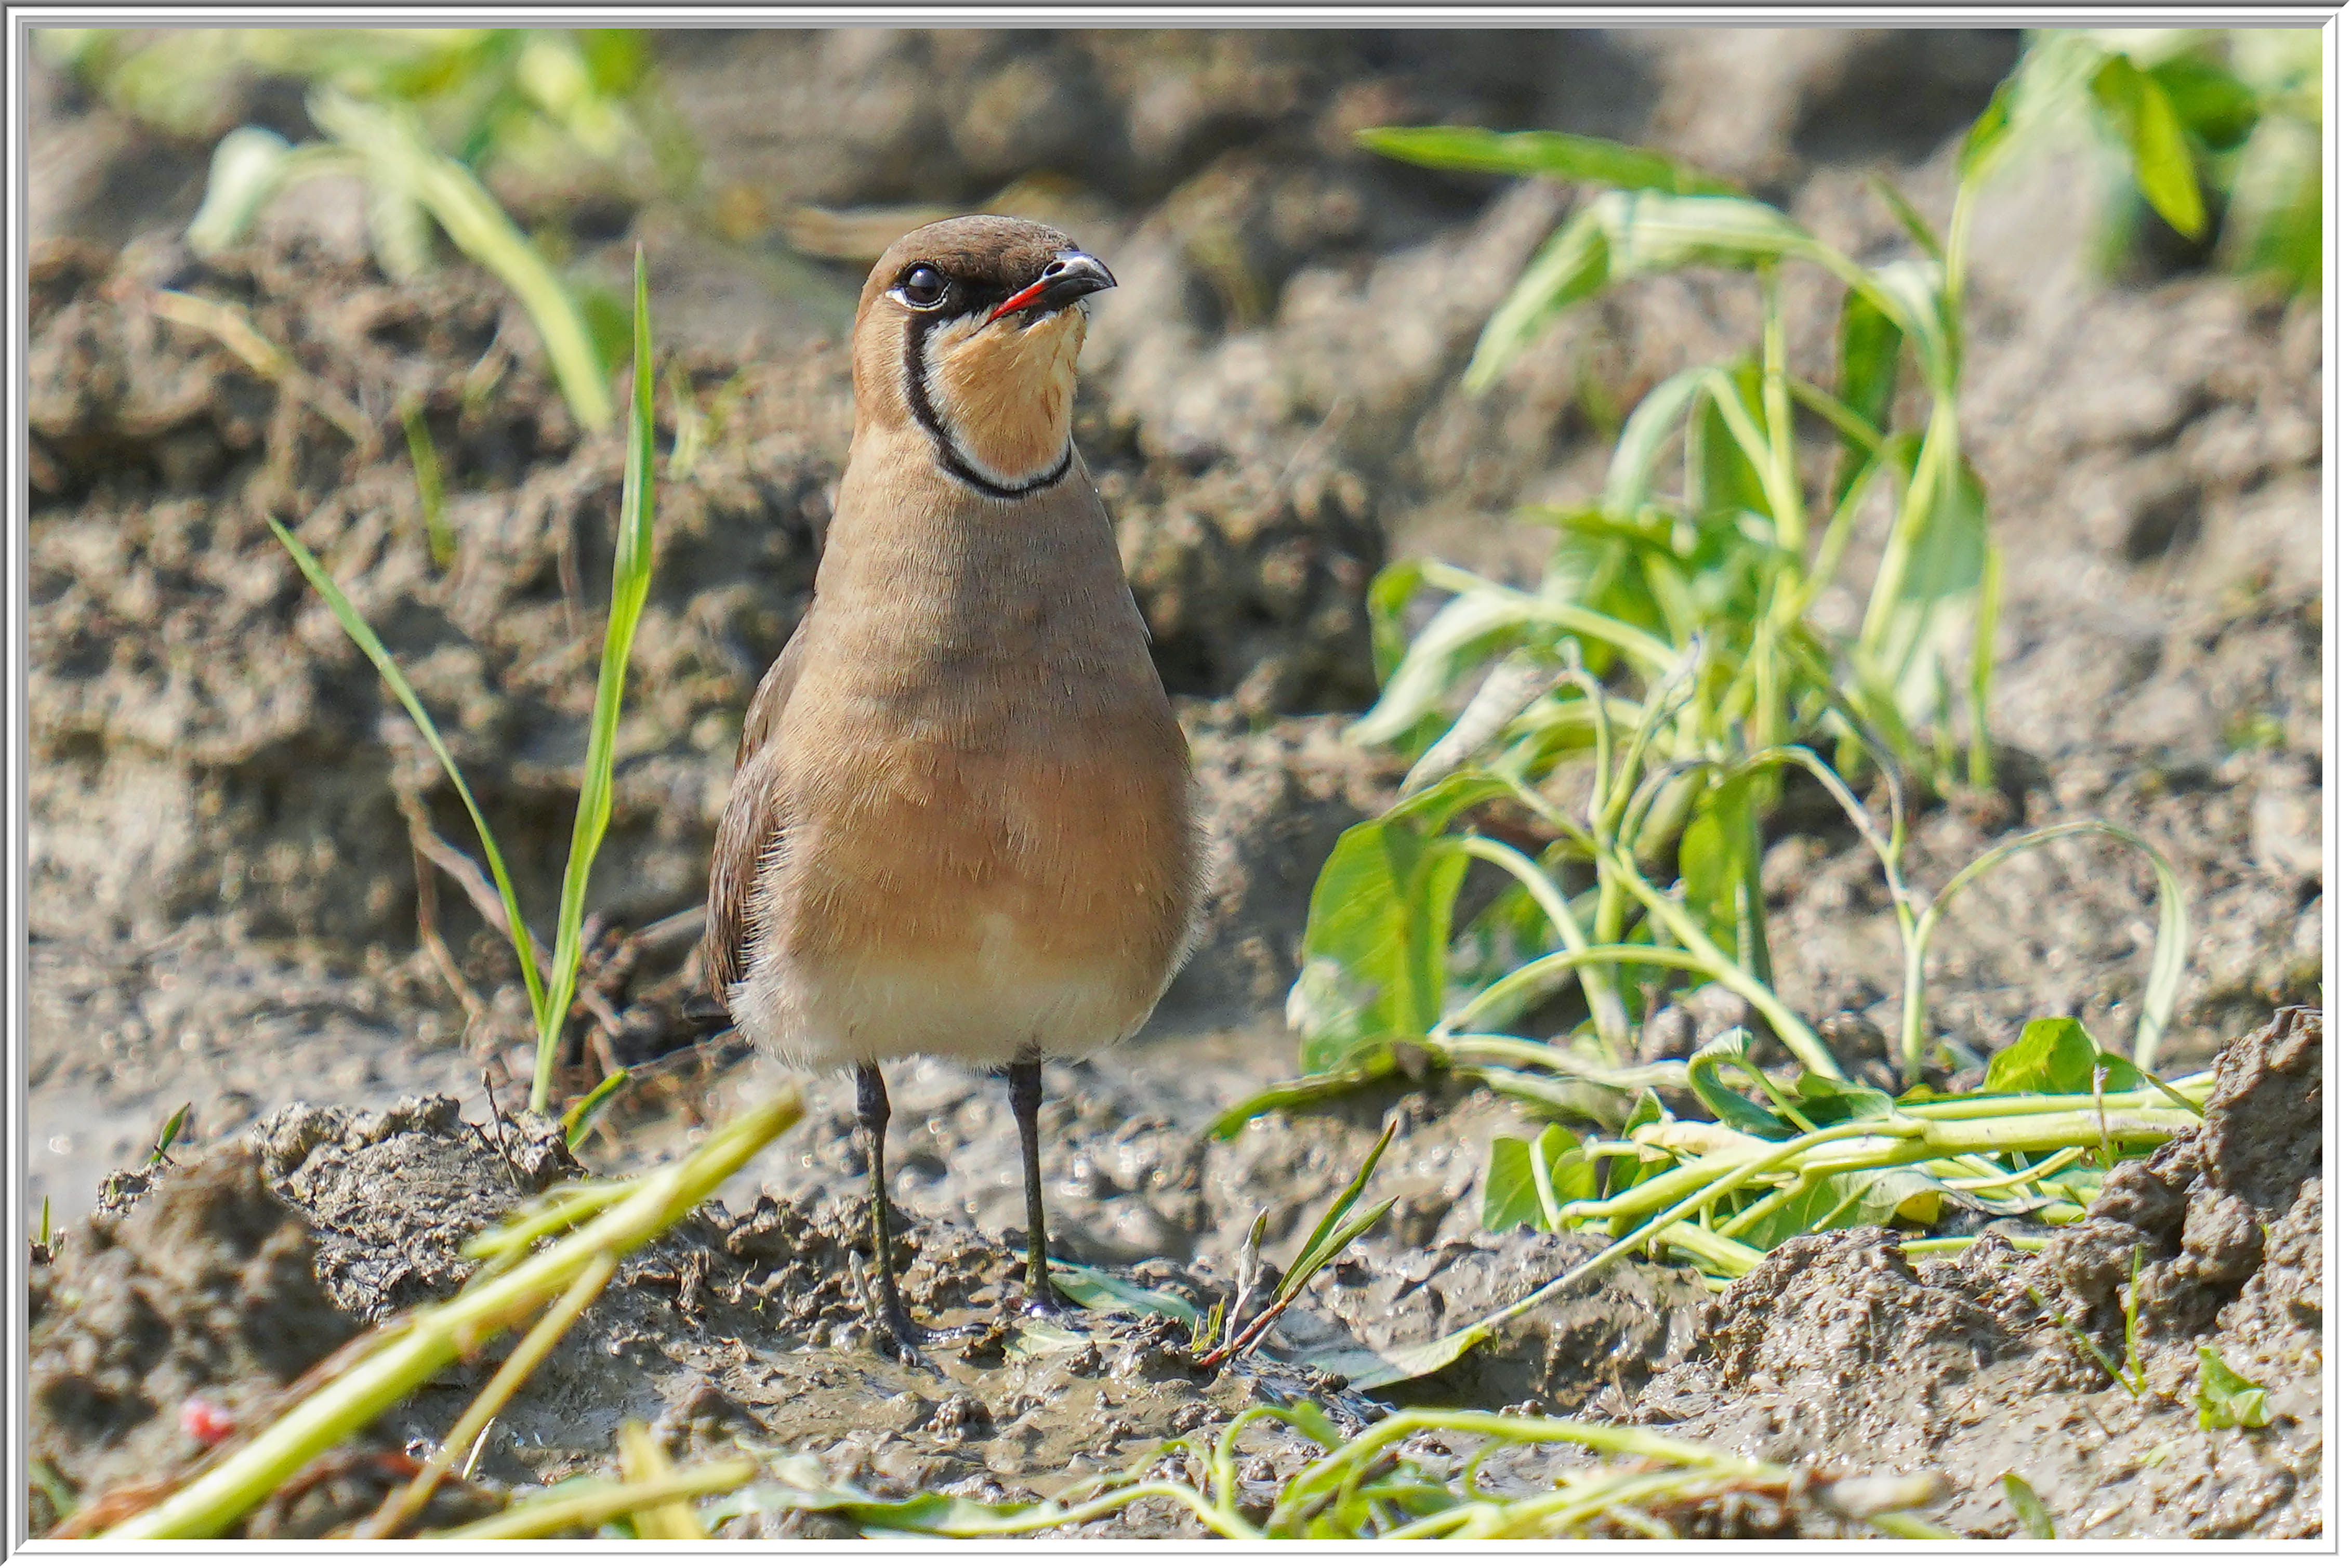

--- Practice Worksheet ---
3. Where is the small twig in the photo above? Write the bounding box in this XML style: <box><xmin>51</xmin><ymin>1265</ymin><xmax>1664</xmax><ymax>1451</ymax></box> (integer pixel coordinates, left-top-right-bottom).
<box><xmin>629</xmin><ymin>905</ymin><xmax>707</xmax><ymax>951</ymax></box>
<box><xmin>412</xmin><ymin>840</ymin><xmax>485</xmax><ymax>1022</ymax></box>
<box><xmin>395</xmin><ymin>785</ymin><xmax>549</xmax><ymax>974</ymax></box>
<box><xmin>479</xmin><ymin>1072</ymin><xmax>511</xmax><ymax>1166</ymax></box>
<box><xmin>459</xmin><ymin>1420</ymin><xmax>496</xmax><ymax>1483</ymax></box>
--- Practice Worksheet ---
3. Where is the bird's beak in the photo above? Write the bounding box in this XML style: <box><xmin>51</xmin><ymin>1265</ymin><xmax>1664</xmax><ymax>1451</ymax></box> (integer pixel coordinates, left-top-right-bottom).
<box><xmin>987</xmin><ymin>249</ymin><xmax>1116</xmax><ymax>324</ymax></box>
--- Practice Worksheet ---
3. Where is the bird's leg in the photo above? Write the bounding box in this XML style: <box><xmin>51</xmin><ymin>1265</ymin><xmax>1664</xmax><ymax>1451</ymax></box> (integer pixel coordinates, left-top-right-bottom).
<box><xmin>1006</xmin><ymin>1054</ymin><xmax>1069</xmax><ymax>1316</ymax></box>
<box><xmin>855</xmin><ymin>1063</ymin><xmax>932</xmax><ymax>1360</ymax></box>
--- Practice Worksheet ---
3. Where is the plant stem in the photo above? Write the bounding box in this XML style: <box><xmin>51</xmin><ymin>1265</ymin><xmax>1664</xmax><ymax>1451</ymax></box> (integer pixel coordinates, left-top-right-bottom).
<box><xmin>100</xmin><ymin>1088</ymin><xmax>802</xmax><ymax>1539</ymax></box>
<box><xmin>433</xmin><ymin>1463</ymin><xmax>757</xmax><ymax>1540</ymax></box>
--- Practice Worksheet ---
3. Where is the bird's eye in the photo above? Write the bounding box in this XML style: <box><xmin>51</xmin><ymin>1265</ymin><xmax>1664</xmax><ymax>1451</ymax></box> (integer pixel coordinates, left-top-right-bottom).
<box><xmin>897</xmin><ymin>265</ymin><xmax>948</xmax><ymax>309</ymax></box>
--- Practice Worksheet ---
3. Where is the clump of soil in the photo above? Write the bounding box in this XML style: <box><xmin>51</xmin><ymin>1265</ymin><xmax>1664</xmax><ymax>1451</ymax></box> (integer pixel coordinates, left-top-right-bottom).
<box><xmin>1629</xmin><ymin>1006</ymin><xmax>2324</xmax><ymax>1538</ymax></box>
<box><xmin>28</xmin><ymin>1148</ymin><xmax>346</xmax><ymax>1530</ymax></box>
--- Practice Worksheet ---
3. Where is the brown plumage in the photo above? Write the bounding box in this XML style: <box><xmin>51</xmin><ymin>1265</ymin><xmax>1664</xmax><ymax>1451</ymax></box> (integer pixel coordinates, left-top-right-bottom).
<box><xmin>703</xmin><ymin>216</ymin><xmax>1201</xmax><ymax>1354</ymax></box>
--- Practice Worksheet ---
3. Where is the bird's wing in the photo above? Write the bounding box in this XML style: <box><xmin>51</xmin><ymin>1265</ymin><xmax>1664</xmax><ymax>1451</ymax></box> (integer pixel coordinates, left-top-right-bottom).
<box><xmin>735</xmin><ymin>612</ymin><xmax>811</xmax><ymax>767</ymax></box>
<box><xmin>703</xmin><ymin>618</ymin><xmax>811</xmax><ymax>1000</ymax></box>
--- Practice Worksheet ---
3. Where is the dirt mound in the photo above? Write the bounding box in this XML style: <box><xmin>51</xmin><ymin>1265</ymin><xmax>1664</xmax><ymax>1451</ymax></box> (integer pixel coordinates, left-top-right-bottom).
<box><xmin>27</xmin><ymin>1148</ymin><xmax>363</xmax><ymax>1534</ymax></box>
<box><xmin>1631</xmin><ymin>1006</ymin><xmax>2324</xmax><ymax>1537</ymax></box>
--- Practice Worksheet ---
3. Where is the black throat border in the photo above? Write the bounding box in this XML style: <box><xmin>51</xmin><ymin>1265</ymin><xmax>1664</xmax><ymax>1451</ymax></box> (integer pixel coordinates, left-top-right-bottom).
<box><xmin>901</xmin><ymin>311</ymin><xmax>1074</xmax><ymax>502</ymax></box>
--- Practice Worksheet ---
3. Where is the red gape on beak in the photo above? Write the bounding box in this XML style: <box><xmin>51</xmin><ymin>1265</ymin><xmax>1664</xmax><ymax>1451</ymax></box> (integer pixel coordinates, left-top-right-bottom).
<box><xmin>987</xmin><ymin>249</ymin><xmax>1117</xmax><ymax>323</ymax></box>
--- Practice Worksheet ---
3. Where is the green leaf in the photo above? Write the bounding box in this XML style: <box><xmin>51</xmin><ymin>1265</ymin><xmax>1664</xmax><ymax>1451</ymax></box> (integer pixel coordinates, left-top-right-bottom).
<box><xmin>1389</xmin><ymin>769</ymin><xmax>1518</xmax><ymax>834</ymax></box>
<box><xmin>1958</xmin><ymin>74</ymin><xmax>2018</xmax><ymax>185</ymax></box>
<box><xmin>1480</xmin><ymin>1124</ymin><xmax>1592</xmax><ymax>1231</ymax></box>
<box><xmin>398</xmin><ymin>398</ymin><xmax>455</xmax><ymax>569</ymax></box>
<box><xmin>1365</xmin><ymin>557</ymin><xmax>1427</xmax><ymax>684</ymax></box>
<box><xmin>1866</xmin><ymin>446</ymin><xmax>1987</xmax><ymax>724</ymax></box>
<box><xmin>1679</xmin><ymin>773</ymin><xmax>1767</xmax><ymax>980</ymax></box>
<box><xmin>1604</xmin><ymin>1088</ymin><xmax>1673</xmax><ymax>1201</ymax></box>
<box><xmin>1048</xmin><ymin>1261</ymin><xmax>1200</xmax><ymax>1329</ymax></box>
<box><xmin>1737</xmin><ymin>1167</ymin><xmax>1941</xmax><ymax>1252</ymax></box>
<box><xmin>1278</xmin><ymin>1118</ymin><xmax>1398</xmax><ymax>1300</ymax></box>
<box><xmin>187</xmin><ymin>125</ymin><xmax>292</xmax><ymax>255</ymax></box>
<box><xmin>1463</xmin><ymin>206</ymin><xmax>1609</xmax><ymax>390</ymax></box>
<box><xmin>1602</xmin><ymin>367</ymin><xmax>1712</xmax><ymax>516</ymax></box>
<box><xmin>1792</xmin><ymin>1070</ymin><xmax>1893</xmax><ymax>1127</ymax></box>
<box><xmin>561</xmin><ymin>1069</ymin><xmax>630</xmax><ymax>1147</ymax></box>
<box><xmin>310</xmin><ymin>88</ymin><xmax>615</xmax><ymax>431</ymax></box>
<box><xmin>1684</xmin><ymin>1031</ymin><xmax>1791</xmax><ymax>1140</ymax></box>
<box><xmin>1867</xmin><ymin>173</ymin><xmax>1945</xmax><ymax>262</ymax></box>
<box><xmin>1306</xmin><ymin>1323</ymin><xmax>1489</xmax><ymax>1391</ymax></box>
<box><xmin>148</xmin><ymin>1101</ymin><xmax>193</xmax><ymax>1165</ymax></box>
<box><xmin>1833</xmin><ymin>285</ymin><xmax>1902</xmax><ymax>496</ymax></box>
<box><xmin>1201</xmin><ymin>1051</ymin><xmax>1399</xmax><ymax>1141</ymax></box>
<box><xmin>1985</xmin><ymin>1018</ymin><xmax>2100</xmax><ymax>1096</ymax></box>
<box><xmin>2193</xmin><ymin>1346</ymin><xmax>2270</xmax><ymax>1430</ymax></box>
<box><xmin>531</xmin><ymin>245</ymin><xmax>659</xmax><ymax>1112</ymax></box>
<box><xmin>2146</xmin><ymin>51</ymin><xmax>2261</xmax><ymax>151</ymax></box>
<box><xmin>1286</xmin><ymin>817</ymin><xmax>1470</xmax><ymax>1074</ymax></box>
<box><xmin>2091</xmin><ymin>53</ymin><xmax>2208</xmax><ymax>240</ymax></box>
<box><xmin>2000</xmin><ymin>1472</ymin><xmax>2056</xmax><ymax>1538</ymax></box>
<box><xmin>1349</xmin><ymin>570</ymin><xmax>1529</xmax><ymax>748</ymax></box>
<box><xmin>1867</xmin><ymin>258</ymin><xmax>1952</xmax><ymax>398</ymax></box>
<box><xmin>1357</xmin><ymin>125</ymin><xmax>1738</xmax><ymax>196</ymax></box>
<box><xmin>1687</xmin><ymin>366</ymin><xmax>1774</xmax><ymax>530</ymax></box>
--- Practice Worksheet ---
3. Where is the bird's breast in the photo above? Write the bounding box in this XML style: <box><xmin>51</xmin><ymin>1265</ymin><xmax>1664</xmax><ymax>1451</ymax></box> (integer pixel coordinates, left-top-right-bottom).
<box><xmin>734</xmin><ymin>651</ymin><xmax>1198</xmax><ymax>1067</ymax></box>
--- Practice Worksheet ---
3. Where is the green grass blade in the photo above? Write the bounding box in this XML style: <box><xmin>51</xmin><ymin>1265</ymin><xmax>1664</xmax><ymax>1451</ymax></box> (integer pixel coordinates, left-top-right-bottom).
<box><xmin>268</xmin><ymin>517</ymin><xmax>547</xmax><ymax>1027</ymax></box>
<box><xmin>1276</xmin><ymin>1118</ymin><xmax>1397</xmax><ymax>1300</ymax></box>
<box><xmin>533</xmin><ymin>245</ymin><xmax>659</xmax><ymax>1111</ymax></box>
<box><xmin>561</xmin><ymin>1070</ymin><xmax>631</xmax><ymax>1148</ymax></box>
<box><xmin>1356</xmin><ymin>125</ymin><xmax>1737</xmax><ymax>196</ymax></box>
<box><xmin>1462</xmin><ymin>206</ymin><xmax>1608</xmax><ymax>390</ymax></box>
<box><xmin>399</xmin><ymin>398</ymin><xmax>455</xmax><ymax>569</ymax></box>
<box><xmin>1048</xmin><ymin>1261</ymin><xmax>1201</xmax><ymax>1329</ymax></box>
<box><xmin>1917</xmin><ymin>821</ymin><xmax>2188</xmax><ymax>1070</ymax></box>
<box><xmin>2091</xmin><ymin>52</ymin><xmax>2209</xmax><ymax>240</ymax></box>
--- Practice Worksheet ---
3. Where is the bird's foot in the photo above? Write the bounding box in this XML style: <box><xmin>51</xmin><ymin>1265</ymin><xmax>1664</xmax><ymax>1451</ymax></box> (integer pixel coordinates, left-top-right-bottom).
<box><xmin>869</xmin><ymin>1307</ymin><xmax>957</xmax><ymax>1367</ymax></box>
<box><xmin>1011</xmin><ymin>1276</ymin><xmax>1077</xmax><ymax>1323</ymax></box>
<box><xmin>848</xmin><ymin>1251</ymin><xmax>959</xmax><ymax>1366</ymax></box>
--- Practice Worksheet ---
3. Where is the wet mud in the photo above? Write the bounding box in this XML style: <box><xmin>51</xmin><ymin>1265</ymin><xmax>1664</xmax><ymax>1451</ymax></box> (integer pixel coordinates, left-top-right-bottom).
<box><xmin>30</xmin><ymin>1009</ymin><xmax>2321</xmax><ymax>1537</ymax></box>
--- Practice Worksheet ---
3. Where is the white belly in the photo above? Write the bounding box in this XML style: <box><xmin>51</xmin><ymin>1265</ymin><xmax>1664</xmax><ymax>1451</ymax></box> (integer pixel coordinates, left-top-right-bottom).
<box><xmin>727</xmin><ymin>908</ymin><xmax>1158</xmax><ymax>1070</ymax></box>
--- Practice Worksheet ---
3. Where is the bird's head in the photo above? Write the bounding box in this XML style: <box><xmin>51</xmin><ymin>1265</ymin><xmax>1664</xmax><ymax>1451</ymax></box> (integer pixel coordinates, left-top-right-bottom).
<box><xmin>851</xmin><ymin>215</ymin><xmax>1116</xmax><ymax>498</ymax></box>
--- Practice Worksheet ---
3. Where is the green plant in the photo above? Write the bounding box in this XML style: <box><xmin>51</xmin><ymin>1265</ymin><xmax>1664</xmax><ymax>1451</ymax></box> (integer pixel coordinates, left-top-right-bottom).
<box><xmin>1359</xmin><ymin>121</ymin><xmax>2003</xmax><ymax>799</ymax></box>
<box><xmin>2000</xmin><ymin>1472</ymin><xmax>2056</xmax><ymax>1538</ymax></box>
<box><xmin>1320</xmin><ymin>1026</ymin><xmax>2209</xmax><ymax>1389</ymax></box>
<box><xmin>2193</xmin><ymin>1346</ymin><xmax>2271</xmax><ymax>1430</ymax></box>
<box><xmin>268</xmin><ymin>249</ymin><xmax>662</xmax><ymax>1112</ymax></box>
<box><xmin>1992</xmin><ymin>29</ymin><xmax>2322</xmax><ymax>296</ymax></box>
<box><xmin>2025</xmin><ymin>1242</ymin><xmax>2151</xmax><ymax>1398</ymax></box>
<box><xmin>723</xmin><ymin>1401</ymin><xmax>1950</xmax><ymax>1540</ymax></box>
<box><xmin>195</xmin><ymin>89</ymin><xmax>615</xmax><ymax>432</ymax></box>
<box><xmin>1202</xmin><ymin>1119</ymin><xmax>1398</xmax><ymax>1368</ymax></box>
<box><xmin>40</xmin><ymin>27</ymin><xmax>693</xmax><ymax>434</ymax></box>
<box><xmin>1259</xmin><ymin>103</ymin><xmax>2195</xmax><ymax>1147</ymax></box>
<box><xmin>144</xmin><ymin>1102</ymin><xmax>194</xmax><ymax>1167</ymax></box>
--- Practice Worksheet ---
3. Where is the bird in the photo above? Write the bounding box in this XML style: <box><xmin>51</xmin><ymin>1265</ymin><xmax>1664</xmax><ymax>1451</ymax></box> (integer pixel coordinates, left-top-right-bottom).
<box><xmin>702</xmin><ymin>215</ymin><xmax>1203</xmax><ymax>1359</ymax></box>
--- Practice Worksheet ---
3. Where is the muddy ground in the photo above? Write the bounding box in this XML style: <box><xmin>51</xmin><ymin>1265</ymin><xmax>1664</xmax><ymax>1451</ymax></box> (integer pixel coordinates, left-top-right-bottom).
<box><xmin>22</xmin><ymin>28</ymin><xmax>2324</xmax><ymax>1539</ymax></box>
